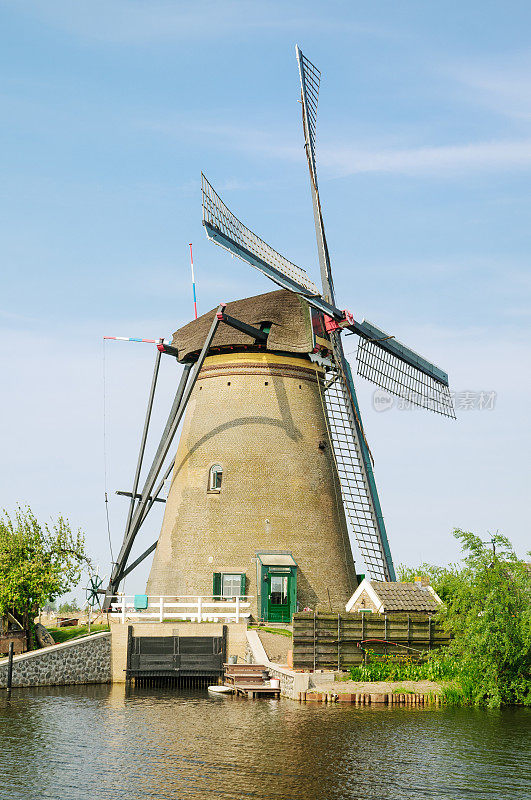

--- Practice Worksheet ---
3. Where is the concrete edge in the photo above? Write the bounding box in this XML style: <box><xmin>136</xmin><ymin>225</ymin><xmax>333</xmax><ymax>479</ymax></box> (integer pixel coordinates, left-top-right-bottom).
<box><xmin>0</xmin><ymin>631</ymin><xmax>111</xmax><ymax>666</ymax></box>
<box><xmin>246</xmin><ymin>630</ymin><xmax>310</xmax><ymax>698</ymax></box>
<box><xmin>245</xmin><ymin>629</ymin><xmax>270</xmax><ymax>665</ymax></box>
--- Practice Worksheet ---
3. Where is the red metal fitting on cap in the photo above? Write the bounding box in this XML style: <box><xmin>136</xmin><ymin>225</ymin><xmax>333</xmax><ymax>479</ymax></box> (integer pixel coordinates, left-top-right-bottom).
<box><xmin>342</xmin><ymin>309</ymin><xmax>355</xmax><ymax>326</ymax></box>
<box><xmin>324</xmin><ymin>315</ymin><xmax>340</xmax><ymax>333</ymax></box>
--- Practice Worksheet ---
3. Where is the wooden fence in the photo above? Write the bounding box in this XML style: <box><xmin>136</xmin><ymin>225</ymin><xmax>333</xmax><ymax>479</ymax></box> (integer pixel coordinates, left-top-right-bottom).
<box><xmin>110</xmin><ymin>595</ymin><xmax>253</xmax><ymax>624</ymax></box>
<box><xmin>0</xmin><ymin>631</ymin><xmax>26</xmax><ymax>657</ymax></box>
<box><xmin>292</xmin><ymin>612</ymin><xmax>451</xmax><ymax>670</ymax></box>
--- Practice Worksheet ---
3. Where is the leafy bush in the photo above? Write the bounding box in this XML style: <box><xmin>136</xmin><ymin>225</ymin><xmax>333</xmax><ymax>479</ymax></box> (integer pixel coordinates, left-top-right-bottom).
<box><xmin>438</xmin><ymin>530</ymin><xmax>531</xmax><ymax>707</ymax></box>
<box><xmin>397</xmin><ymin>562</ymin><xmax>463</xmax><ymax>604</ymax></box>
<box><xmin>398</xmin><ymin>529</ymin><xmax>531</xmax><ymax>707</ymax></box>
<box><xmin>58</xmin><ymin>599</ymin><xmax>80</xmax><ymax>613</ymax></box>
<box><xmin>348</xmin><ymin>651</ymin><xmax>458</xmax><ymax>683</ymax></box>
<box><xmin>0</xmin><ymin>506</ymin><xmax>88</xmax><ymax>644</ymax></box>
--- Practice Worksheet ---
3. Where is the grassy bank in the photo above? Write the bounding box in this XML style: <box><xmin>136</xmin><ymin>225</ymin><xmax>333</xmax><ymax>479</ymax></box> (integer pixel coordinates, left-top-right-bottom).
<box><xmin>345</xmin><ymin>652</ymin><xmax>530</xmax><ymax>707</ymax></box>
<box><xmin>48</xmin><ymin>624</ymin><xmax>109</xmax><ymax>644</ymax></box>
<box><xmin>247</xmin><ymin>625</ymin><xmax>292</xmax><ymax>637</ymax></box>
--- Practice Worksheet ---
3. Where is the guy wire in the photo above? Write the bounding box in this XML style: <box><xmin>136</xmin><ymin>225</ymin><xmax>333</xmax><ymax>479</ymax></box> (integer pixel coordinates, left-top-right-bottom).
<box><xmin>102</xmin><ymin>339</ymin><xmax>114</xmax><ymax>564</ymax></box>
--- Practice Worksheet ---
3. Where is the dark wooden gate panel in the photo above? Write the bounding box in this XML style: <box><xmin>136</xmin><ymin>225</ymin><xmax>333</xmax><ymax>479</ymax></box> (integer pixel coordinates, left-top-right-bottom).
<box><xmin>126</xmin><ymin>632</ymin><xmax>224</xmax><ymax>678</ymax></box>
<box><xmin>129</xmin><ymin>636</ymin><xmax>180</xmax><ymax>674</ymax></box>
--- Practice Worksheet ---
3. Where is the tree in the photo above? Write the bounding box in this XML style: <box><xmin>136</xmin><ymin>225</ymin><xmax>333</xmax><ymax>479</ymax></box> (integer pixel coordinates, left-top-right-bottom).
<box><xmin>400</xmin><ymin>530</ymin><xmax>531</xmax><ymax>706</ymax></box>
<box><xmin>397</xmin><ymin>561</ymin><xmax>463</xmax><ymax>604</ymax></box>
<box><xmin>58</xmin><ymin>599</ymin><xmax>80</xmax><ymax>613</ymax></box>
<box><xmin>0</xmin><ymin>506</ymin><xmax>89</xmax><ymax>645</ymax></box>
<box><xmin>440</xmin><ymin>529</ymin><xmax>531</xmax><ymax>707</ymax></box>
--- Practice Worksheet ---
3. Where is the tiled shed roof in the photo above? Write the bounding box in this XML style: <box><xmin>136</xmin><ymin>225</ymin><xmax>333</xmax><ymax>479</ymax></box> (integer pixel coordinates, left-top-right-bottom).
<box><xmin>370</xmin><ymin>582</ymin><xmax>441</xmax><ymax>612</ymax></box>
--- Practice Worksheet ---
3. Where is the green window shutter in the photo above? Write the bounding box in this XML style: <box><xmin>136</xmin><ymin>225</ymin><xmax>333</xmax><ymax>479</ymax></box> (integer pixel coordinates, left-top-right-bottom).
<box><xmin>240</xmin><ymin>573</ymin><xmax>246</xmax><ymax>597</ymax></box>
<box><xmin>213</xmin><ymin>572</ymin><xmax>221</xmax><ymax>597</ymax></box>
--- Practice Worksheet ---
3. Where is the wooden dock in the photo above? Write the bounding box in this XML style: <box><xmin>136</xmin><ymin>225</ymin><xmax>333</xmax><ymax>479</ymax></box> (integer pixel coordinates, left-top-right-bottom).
<box><xmin>230</xmin><ymin>682</ymin><xmax>281</xmax><ymax>699</ymax></box>
<box><xmin>223</xmin><ymin>663</ymin><xmax>280</xmax><ymax>699</ymax></box>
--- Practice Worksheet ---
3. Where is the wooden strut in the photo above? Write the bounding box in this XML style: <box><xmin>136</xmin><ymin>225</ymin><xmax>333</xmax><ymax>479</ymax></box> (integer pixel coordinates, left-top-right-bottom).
<box><xmin>116</xmin><ymin>491</ymin><xmax>166</xmax><ymax>504</ymax></box>
<box><xmin>103</xmin><ymin>306</ymin><xmax>224</xmax><ymax>610</ymax></box>
<box><xmin>123</xmin><ymin>341</ymin><xmax>163</xmax><ymax>559</ymax></box>
<box><xmin>102</xmin><ymin>306</ymin><xmax>264</xmax><ymax>608</ymax></box>
<box><xmin>337</xmin><ymin>613</ymin><xmax>341</xmax><ymax>671</ymax></box>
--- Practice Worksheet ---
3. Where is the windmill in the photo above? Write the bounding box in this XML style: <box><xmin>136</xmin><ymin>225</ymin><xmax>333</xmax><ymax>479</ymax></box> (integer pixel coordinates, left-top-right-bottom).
<box><xmin>103</xmin><ymin>47</ymin><xmax>454</xmax><ymax>615</ymax></box>
<box><xmin>198</xmin><ymin>47</ymin><xmax>454</xmax><ymax>582</ymax></box>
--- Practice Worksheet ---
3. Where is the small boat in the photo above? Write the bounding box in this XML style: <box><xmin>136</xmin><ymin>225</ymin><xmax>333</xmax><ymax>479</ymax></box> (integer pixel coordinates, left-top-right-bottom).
<box><xmin>208</xmin><ymin>684</ymin><xmax>233</xmax><ymax>694</ymax></box>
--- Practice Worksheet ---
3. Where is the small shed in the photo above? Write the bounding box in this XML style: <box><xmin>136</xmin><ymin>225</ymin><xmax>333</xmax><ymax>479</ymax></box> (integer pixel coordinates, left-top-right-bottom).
<box><xmin>345</xmin><ymin>578</ymin><xmax>442</xmax><ymax>615</ymax></box>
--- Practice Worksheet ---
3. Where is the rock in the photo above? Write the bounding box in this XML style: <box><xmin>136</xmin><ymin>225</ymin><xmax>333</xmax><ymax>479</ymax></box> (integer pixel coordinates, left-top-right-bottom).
<box><xmin>35</xmin><ymin>623</ymin><xmax>55</xmax><ymax>649</ymax></box>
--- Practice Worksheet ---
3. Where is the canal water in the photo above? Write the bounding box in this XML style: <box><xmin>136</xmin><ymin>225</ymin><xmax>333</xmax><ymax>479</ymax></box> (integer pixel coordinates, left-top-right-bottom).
<box><xmin>1</xmin><ymin>686</ymin><xmax>529</xmax><ymax>800</ymax></box>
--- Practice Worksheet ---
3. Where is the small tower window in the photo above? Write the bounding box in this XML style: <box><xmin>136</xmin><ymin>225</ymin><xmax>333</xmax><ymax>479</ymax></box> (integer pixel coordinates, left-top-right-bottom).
<box><xmin>208</xmin><ymin>464</ymin><xmax>223</xmax><ymax>491</ymax></box>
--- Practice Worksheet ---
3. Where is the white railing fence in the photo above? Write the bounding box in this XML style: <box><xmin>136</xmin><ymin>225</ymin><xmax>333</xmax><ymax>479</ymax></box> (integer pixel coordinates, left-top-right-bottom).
<box><xmin>109</xmin><ymin>595</ymin><xmax>253</xmax><ymax>624</ymax></box>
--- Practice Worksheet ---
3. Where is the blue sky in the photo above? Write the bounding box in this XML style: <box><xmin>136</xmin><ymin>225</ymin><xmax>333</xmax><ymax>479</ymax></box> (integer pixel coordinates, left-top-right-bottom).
<box><xmin>1</xmin><ymin>1</ymin><xmax>529</xmax><ymax>596</ymax></box>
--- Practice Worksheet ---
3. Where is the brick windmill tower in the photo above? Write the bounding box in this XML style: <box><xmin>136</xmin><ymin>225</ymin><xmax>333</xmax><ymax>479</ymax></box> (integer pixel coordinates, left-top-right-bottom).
<box><xmin>145</xmin><ymin>288</ymin><xmax>358</xmax><ymax>619</ymax></box>
<box><xmin>103</xmin><ymin>48</ymin><xmax>454</xmax><ymax>620</ymax></box>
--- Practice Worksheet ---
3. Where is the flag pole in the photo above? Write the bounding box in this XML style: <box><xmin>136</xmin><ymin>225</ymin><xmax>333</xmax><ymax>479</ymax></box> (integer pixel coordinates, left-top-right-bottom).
<box><xmin>189</xmin><ymin>243</ymin><xmax>198</xmax><ymax>320</ymax></box>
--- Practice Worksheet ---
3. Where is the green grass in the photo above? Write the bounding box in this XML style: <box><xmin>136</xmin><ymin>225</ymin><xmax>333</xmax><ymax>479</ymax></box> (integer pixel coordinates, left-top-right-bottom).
<box><xmin>441</xmin><ymin>683</ymin><xmax>469</xmax><ymax>706</ymax></box>
<box><xmin>247</xmin><ymin>625</ymin><xmax>292</xmax><ymax>638</ymax></box>
<box><xmin>47</xmin><ymin>624</ymin><xmax>109</xmax><ymax>644</ymax></box>
<box><xmin>392</xmin><ymin>686</ymin><xmax>416</xmax><ymax>694</ymax></box>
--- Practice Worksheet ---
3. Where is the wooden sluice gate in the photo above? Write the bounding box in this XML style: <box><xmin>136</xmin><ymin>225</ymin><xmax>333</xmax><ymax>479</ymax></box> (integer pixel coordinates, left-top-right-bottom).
<box><xmin>131</xmin><ymin>674</ymin><xmax>218</xmax><ymax>689</ymax></box>
<box><xmin>125</xmin><ymin>627</ymin><xmax>227</xmax><ymax>687</ymax></box>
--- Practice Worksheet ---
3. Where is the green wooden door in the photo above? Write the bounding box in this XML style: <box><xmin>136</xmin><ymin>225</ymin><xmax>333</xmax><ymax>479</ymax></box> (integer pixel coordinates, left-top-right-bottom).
<box><xmin>267</xmin><ymin>573</ymin><xmax>292</xmax><ymax>623</ymax></box>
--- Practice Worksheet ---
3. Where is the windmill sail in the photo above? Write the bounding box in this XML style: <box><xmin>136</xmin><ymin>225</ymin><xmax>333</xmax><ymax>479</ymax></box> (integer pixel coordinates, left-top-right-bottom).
<box><xmin>199</xmin><ymin>48</ymin><xmax>456</xmax><ymax>583</ymax></box>
<box><xmin>355</xmin><ymin>321</ymin><xmax>456</xmax><ymax>418</ymax></box>
<box><xmin>296</xmin><ymin>45</ymin><xmax>320</xmax><ymax>187</ymax></box>
<box><xmin>296</xmin><ymin>46</ymin><xmax>396</xmax><ymax>580</ymax></box>
<box><xmin>201</xmin><ymin>174</ymin><xmax>319</xmax><ymax>296</ymax></box>
<box><xmin>296</xmin><ymin>45</ymin><xmax>335</xmax><ymax>303</ymax></box>
<box><xmin>323</xmin><ymin>355</ymin><xmax>395</xmax><ymax>581</ymax></box>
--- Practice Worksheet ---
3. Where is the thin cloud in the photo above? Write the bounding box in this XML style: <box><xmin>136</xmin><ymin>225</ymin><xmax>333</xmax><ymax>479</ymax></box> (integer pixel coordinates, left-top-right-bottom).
<box><xmin>320</xmin><ymin>138</ymin><xmax>531</xmax><ymax>177</ymax></box>
<box><xmin>22</xmin><ymin>0</ymin><xmax>390</xmax><ymax>45</ymax></box>
<box><xmin>143</xmin><ymin>117</ymin><xmax>300</xmax><ymax>162</ymax></box>
<box><xmin>146</xmin><ymin>114</ymin><xmax>531</xmax><ymax>177</ymax></box>
<box><xmin>446</xmin><ymin>54</ymin><xmax>531</xmax><ymax>121</ymax></box>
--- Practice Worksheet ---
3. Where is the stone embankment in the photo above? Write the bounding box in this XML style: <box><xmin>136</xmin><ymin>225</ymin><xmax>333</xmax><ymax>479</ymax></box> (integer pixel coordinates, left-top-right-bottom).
<box><xmin>303</xmin><ymin>678</ymin><xmax>444</xmax><ymax>704</ymax></box>
<box><xmin>301</xmin><ymin>690</ymin><xmax>442</xmax><ymax>705</ymax></box>
<box><xmin>0</xmin><ymin>631</ymin><xmax>111</xmax><ymax>688</ymax></box>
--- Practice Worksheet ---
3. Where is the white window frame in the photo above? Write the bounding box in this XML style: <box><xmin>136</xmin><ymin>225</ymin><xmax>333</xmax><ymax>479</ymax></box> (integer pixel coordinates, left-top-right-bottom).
<box><xmin>208</xmin><ymin>463</ymin><xmax>223</xmax><ymax>492</ymax></box>
<box><xmin>221</xmin><ymin>573</ymin><xmax>243</xmax><ymax>598</ymax></box>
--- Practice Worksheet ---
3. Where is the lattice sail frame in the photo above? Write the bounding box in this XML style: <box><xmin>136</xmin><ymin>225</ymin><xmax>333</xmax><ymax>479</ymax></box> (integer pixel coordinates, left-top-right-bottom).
<box><xmin>296</xmin><ymin>46</ymin><xmax>321</xmax><ymax>185</ymax></box>
<box><xmin>323</xmin><ymin>364</ymin><xmax>393</xmax><ymax>582</ymax></box>
<box><xmin>201</xmin><ymin>174</ymin><xmax>319</xmax><ymax>295</ymax></box>
<box><xmin>356</xmin><ymin>324</ymin><xmax>456</xmax><ymax>419</ymax></box>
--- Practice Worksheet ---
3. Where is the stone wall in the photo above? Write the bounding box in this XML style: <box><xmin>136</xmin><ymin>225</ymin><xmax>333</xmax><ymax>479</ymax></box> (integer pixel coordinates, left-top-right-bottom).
<box><xmin>0</xmin><ymin>632</ymin><xmax>111</xmax><ymax>688</ymax></box>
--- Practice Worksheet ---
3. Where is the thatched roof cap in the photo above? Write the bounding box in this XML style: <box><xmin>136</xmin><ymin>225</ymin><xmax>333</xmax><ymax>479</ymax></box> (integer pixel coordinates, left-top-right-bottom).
<box><xmin>172</xmin><ymin>289</ymin><xmax>313</xmax><ymax>361</ymax></box>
